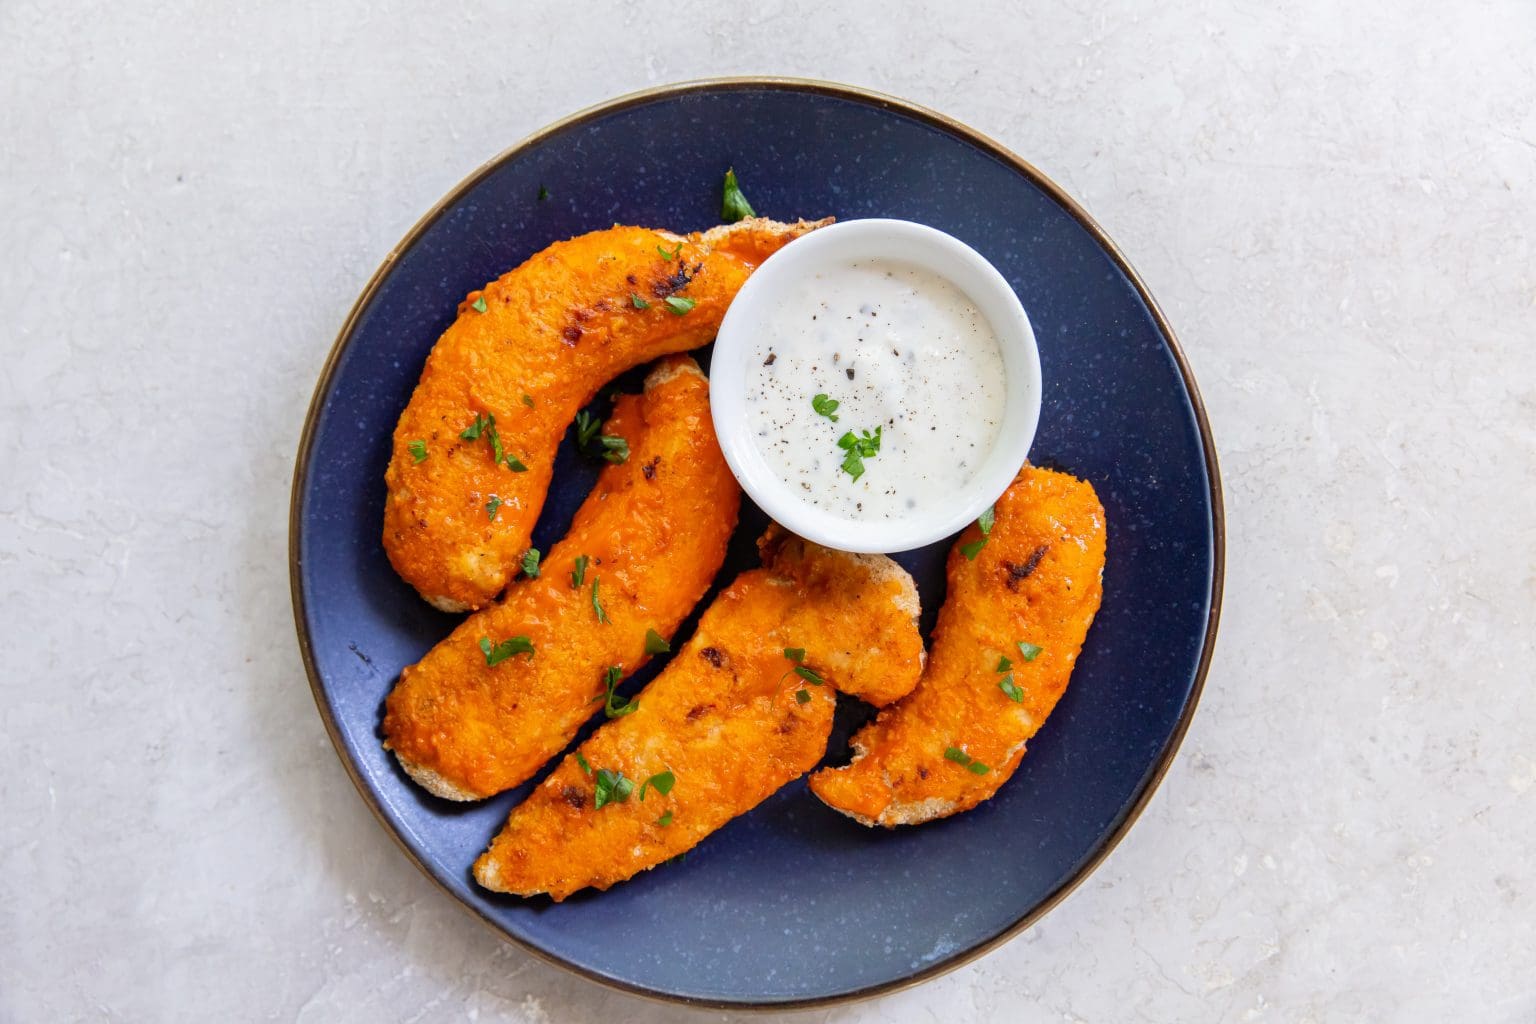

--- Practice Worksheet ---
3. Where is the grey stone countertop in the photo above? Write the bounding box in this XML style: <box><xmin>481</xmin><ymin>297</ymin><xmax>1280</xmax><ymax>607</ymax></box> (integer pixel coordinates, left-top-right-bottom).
<box><xmin>2</xmin><ymin>1</ymin><xmax>1532</xmax><ymax>1020</ymax></box>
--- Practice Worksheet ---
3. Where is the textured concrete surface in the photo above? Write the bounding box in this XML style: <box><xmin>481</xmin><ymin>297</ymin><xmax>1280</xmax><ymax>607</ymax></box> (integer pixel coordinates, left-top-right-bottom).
<box><xmin>3</xmin><ymin>1</ymin><xmax>1534</xmax><ymax>1021</ymax></box>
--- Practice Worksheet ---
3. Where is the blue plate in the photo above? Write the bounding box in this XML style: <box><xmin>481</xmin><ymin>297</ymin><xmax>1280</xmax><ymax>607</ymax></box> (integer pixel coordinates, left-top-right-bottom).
<box><xmin>290</xmin><ymin>79</ymin><xmax>1223</xmax><ymax>1009</ymax></box>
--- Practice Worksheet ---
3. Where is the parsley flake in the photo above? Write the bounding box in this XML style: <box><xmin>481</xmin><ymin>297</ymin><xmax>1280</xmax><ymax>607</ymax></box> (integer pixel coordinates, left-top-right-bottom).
<box><xmin>644</xmin><ymin>629</ymin><xmax>671</xmax><ymax>656</ymax></box>
<box><xmin>461</xmin><ymin>412</ymin><xmax>523</xmax><ymax>473</ymax></box>
<box><xmin>656</xmin><ymin>810</ymin><xmax>674</xmax><ymax>826</ymax></box>
<box><xmin>574</xmin><ymin>751</ymin><xmax>593</xmax><ymax>776</ymax></box>
<box><xmin>664</xmin><ymin>296</ymin><xmax>696</xmax><ymax>316</ymax></box>
<box><xmin>998</xmin><ymin>674</ymin><xmax>1024</xmax><ymax>703</ymax></box>
<box><xmin>780</xmin><ymin>647</ymin><xmax>823</xmax><ymax>688</ymax></box>
<box><xmin>408</xmin><ymin>439</ymin><xmax>428</xmax><ymax>464</ymax></box>
<box><xmin>593</xmin><ymin>768</ymin><xmax>634</xmax><ymax>809</ymax></box>
<box><xmin>657</xmin><ymin>241</ymin><xmax>683</xmax><ymax>261</ymax></box>
<box><xmin>460</xmin><ymin>412</ymin><xmax>492</xmax><ymax>441</ymax></box>
<box><xmin>601</xmin><ymin>664</ymin><xmax>637</xmax><ymax>718</ymax></box>
<box><xmin>571</xmin><ymin>554</ymin><xmax>589</xmax><ymax>588</ymax></box>
<box><xmin>638</xmin><ymin>769</ymin><xmax>675</xmax><ymax>801</ymax></box>
<box><xmin>836</xmin><ymin>427</ymin><xmax>882</xmax><ymax>481</ymax></box>
<box><xmin>537</xmin><ymin>184</ymin><xmax>550</xmax><ymax>202</ymax></box>
<box><xmin>795</xmin><ymin>688</ymin><xmax>811</xmax><ymax>704</ymax></box>
<box><xmin>470</xmin><ymin>295</ymin><xmax>488</xmax><ymax>313</ymax></box>
<box><xmin>591</xmin><ymin>577</ymin><xmax>608</xmax><ymax>624</ymax></box>
<box><xmin>598</xmin><ymin>434</ymin><xmax>630</xmax><ymax>463</ymax></box>
<box><xmin>479</xmin><ymin>635</ymin><xmax>534</xmax><ymax>666</ymax></box>
<box><xmin>1017</xmin><ymin>640</ymin><xmax>1044</xmax><ymax>662</ymax></box>
<box><xmin>943</xmin><ymin>746</ymin><xmax>991</xmax><ymax>774</ymax></box>
<box><xmin>962</xmin><ymin>506</ymin><xmax>997</xmax><ymax>559</ymax></box>
<box><xmin>630</xmin><ymin>292</ymin><xmax>651</xmax><ymax>310</ymax></box>
<box><xmin>521</xmin><ymin>548</ymin><xmax>541</xmax><ymax>578</ymax></box>
<box><xmin>996</xmin><ymin>655</ymin><xmax>1013</xmax><ymax>672</ymax></box>
<box><xmin>485</xmin><ymin>495</ymin><xmax>501</xmax><ymax>521</ymax></box>
<box><xmin>811</xmin><ymin>393</ymin><xmax>841</xmax><ymax>422</ymax></box>
<box><xmin>721</xmin><ymin>167</ymin><xmax>757</xmax><ymax>223</ymax></box>
<box><xmin>522</xmin><ymin>393</ymin><xmax>535</xmax><ymax>408</ymax></box>
<box><xmin>574</xmin><ymin>410</ymin><xmax>601</xmax><ymax>448</ymax></box>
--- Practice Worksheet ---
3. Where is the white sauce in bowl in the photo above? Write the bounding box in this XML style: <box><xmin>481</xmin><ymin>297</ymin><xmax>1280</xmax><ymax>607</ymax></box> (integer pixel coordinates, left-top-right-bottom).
<box><xmin>743</xmin><ymin>260</ymin><xmax>1007</xmax><ymax>522</ymax></box>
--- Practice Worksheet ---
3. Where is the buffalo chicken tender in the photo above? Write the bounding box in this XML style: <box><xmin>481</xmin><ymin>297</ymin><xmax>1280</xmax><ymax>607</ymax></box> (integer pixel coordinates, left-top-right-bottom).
<box><xmin>473</xmin><ymin>527</ymin><xmax>925</xmax><ymax>900</ymax></box>
<box><xmin>385</xmin><ymin>217</ymin><xmax>831</xmax><ymax>612</ymax></box>
<box><xmin>382</xmin><ymin>358</ymin><xmax>740</xmax><ymax>801</ymax></box>
<box><xmin>809</xmin><ymin>466</ymin><xmax>1106</xmax><ymax>826</ymax></box>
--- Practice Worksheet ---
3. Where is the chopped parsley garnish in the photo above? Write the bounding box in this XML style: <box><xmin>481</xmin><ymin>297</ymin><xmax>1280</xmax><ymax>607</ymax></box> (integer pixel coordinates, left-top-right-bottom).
<box><xmin>638</xmin><ymin>769</ymin><xmax>675</xmax><ymax>801</ymax></box>
<box><xmin>780</xmin><ymin>647</ymin><xmax>822</xmax><ymax>688</ymax></box>
<box><xmin>521</xmin><ymin>548</ymin><xmax>541</xmax><ymax>578</ymax></box>
<box><xmin>657</xmin><ymin>241</ymin><xmax>683</xmax><ymax>261</ymax></box>
<box><xmin>574</xmin><ymin>410</ymin><xmax>627</xmax><ymax>463</ymax></box>
<box><xmin>479</xmin><ymin>635</ymin><xmax>534</xmax><ymax>665</ymax></box>
<box><xmin>485</xmin><ymin>495</ymin><xmax>502</xmax><ymax>521</ymax></box>
<box><xmin>598</xmin><ymin>434</ymin><xmax>630</xmax><ymax>463</ymax></box>
<box><xmin>522</xmin><ymin>393</ymin><xmax>535</xmax><ymax>408</ymax></box>
<box><xmin>721</xmin><ymin>167</ymin><xmax>756</xmax><ymax>223</ymax></box>
<box><xmin>943</xmin><ymin>746</ymin><xmax>990</xmax><ymax>774</ymax></box>
<box><xmin>574</xmin><ymin>410</ymin><xmax>601</xmax><ymax>448</ymax></box>
<box><xmin>811</xmin><ymin>393</ymin><xmax>840</xmax><ymax>422</ymax></box>
<box><xmin>593</xmin><ymin>768</ymin><xmax>634</xmax><ymax>809</ymax></box>
<box><xmin>978</xmin><ymin>505</ymin><xmax>996</xmax><ymax>535</ymax></box>
<box><xmin>470</xmin><ymin>295</ymin><xmax>488</xmax><ymax>313</ymax></box>
<box><xmin>601</xmin><ymin>664</ymin><xmax>637</xmax><ymax>717</ymax></box>
<box><xmin>996</xmin><ymin>655</ymin><xmax>1013</xmax><ymax>672</ymax></box>
<box><xmin>408</xmin><ymin>439</ymin><xmax>428</xmax><ymax>464</ymax></box>
<box><xmin>571</xmin><ymin>554</ymin><xmax>589</xmax><ymax>588</ymax></box>
<box><xmin>795</xmin><ymin>688</ymin><xmax>811</xmax><ymax>704</ymax></box>
<box><xmin>961</xmin><ymin>506</ymin><xmax>997</xmax><ymax>560</ymax></box>
<box><xmin>998</xmin><ymin>674</ymin><xmax>1024</xmax><ymax>703</ymax></box>
<box><xmin>836</xmin><ymin>427</ymin><xmax>882</xmax><ymax>481</ymax></box>
<box><xmin>460</xmin><ymin>413</ymin><xmax>493</xmax><ymax>441</ymax></box>
<box><xmin>461</xmin><ymin>412</ymin><xmax>522</xmax><ymax>471</ymax></box>
<box><xmin>1017</xmin><ymin>640</ymin><xmax>1044</xmax><ymax>662</ymax></box>
<box><xmin>537</xmin><ymin>184</ymin><xmax>550</xmax><ymax>202</ymax></box>
<box><xmin>664</xmin><ymin>296</ymin><xmax>696</xmax><ymax>316</ymax></box>
<box><xmin>591</xmin><ymin>577</ymin><xmax>608</xmax><ymax>623</ymax></box>
<box><xmin>656</xmin><ymin>810</ymin><xmax>674</xmax><ymax>827</ymax></box>
<box><xmin>644</xmin><ymin>629</ymin><xmax>671</xmax><ymax>656</ymax></box>
<box><xmin>574</xmin><ymin>751</ymin><xmax>593</xmax><ymax>776</ymax></box>
<box><xmin>630</xmin><ymin>292</ymin><xmax>651</xmax><ymax>310</ymax></box>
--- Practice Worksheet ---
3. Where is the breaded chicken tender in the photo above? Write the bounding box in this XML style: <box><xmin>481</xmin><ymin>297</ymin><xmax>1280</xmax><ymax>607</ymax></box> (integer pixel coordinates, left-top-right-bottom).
<box><xmin>473</xmin><ymin>527</ymin><xmax>925</xmax><ymax>900</ymax></box>
<box><xmin>382</xmin><ymin>358</ymin><xmax>740</xmax><ymax>800</ymax></box>
<box><xmin>385</xmin><ymin>217</ymin><xmax>830</xmax><ymax>612</ymax></box>
<box><xmin>809</xmin><ymin>466</ymin><xmax>1106</xmax><ymax>826</ymax></box>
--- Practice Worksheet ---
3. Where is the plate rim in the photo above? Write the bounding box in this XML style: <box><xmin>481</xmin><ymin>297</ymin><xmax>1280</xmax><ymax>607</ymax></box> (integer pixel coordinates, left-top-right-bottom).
<box><xmin>287</xmin><ymin>75</ymin><xmax>1226</xmax><ymax>1011</ymax></box>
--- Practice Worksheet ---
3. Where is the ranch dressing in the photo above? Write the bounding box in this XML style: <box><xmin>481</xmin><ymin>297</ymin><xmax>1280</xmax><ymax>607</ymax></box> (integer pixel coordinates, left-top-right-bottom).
<box><xmin>743</xmin><ymin>259</ymin><xmax>1007</xmax><ymax>523</ymax></box>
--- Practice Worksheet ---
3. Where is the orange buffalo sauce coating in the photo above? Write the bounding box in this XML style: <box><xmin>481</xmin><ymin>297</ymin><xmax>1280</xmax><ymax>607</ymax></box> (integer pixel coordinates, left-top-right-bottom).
<box><xmin>473</xmin><ymin>528</ymin><xmax>925</xmax><ymax>901</ymax></box>
<box><xmin>384</xmin><ymin>217</ymin><xmax>829</xmax><ymax>611</ymax></box>
<box><xmin>809</xmin><ymin>466</ymin><xmax>1106</xmax><ymax>827</ymax></box>
<box><xmin>381</xmin><ymin>358</ymin><xmax>740</xmax><ymax>801</ymax></box>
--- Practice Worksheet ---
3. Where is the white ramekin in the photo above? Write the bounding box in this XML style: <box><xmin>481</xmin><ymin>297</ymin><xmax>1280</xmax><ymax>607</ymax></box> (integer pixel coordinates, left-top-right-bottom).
<box><xmin>710</xmin><ymin>218</ymin><xmax>1042</xmax><ymax>554</ymax></box>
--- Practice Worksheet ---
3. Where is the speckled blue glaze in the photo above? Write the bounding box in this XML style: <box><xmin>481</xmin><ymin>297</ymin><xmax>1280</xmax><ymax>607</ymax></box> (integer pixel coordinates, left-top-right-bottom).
<box><xmin>292</xmin><ymin>82</ymin><xmax>1220</xmax><ymax>1008</ymax></box>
